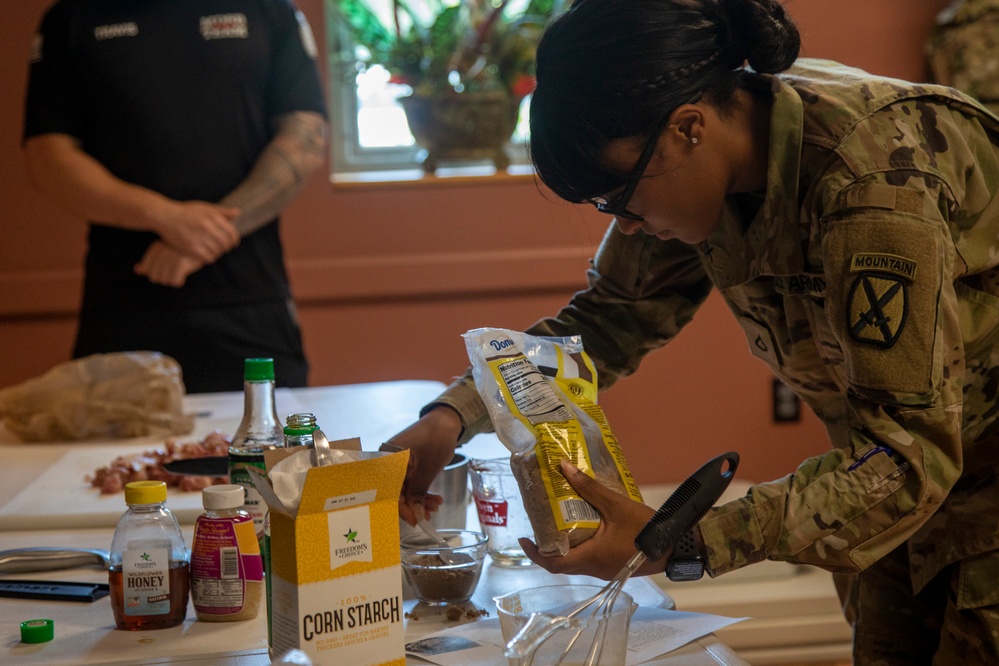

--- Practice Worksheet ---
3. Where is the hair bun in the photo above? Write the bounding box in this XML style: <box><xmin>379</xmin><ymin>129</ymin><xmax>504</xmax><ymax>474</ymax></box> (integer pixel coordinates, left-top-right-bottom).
<box><xmin>712</xmin><ymin>0</ymin><xmax>800</xmax><ymax>74</ymax></box>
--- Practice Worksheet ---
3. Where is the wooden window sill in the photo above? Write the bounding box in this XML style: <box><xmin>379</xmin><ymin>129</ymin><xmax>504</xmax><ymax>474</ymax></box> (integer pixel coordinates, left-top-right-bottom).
<box><xmin>330</xmin><ymin>163</ymin><xmax>536</xmax><ymax>191</ymax></box>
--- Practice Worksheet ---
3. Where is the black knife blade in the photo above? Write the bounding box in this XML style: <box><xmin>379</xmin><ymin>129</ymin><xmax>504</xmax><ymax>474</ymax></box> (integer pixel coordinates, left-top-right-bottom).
<box><xmin>161</xmin><ymin>456</ymin><xmax>228</xmax><ymax>477</ymax></box>
<box><xmin>0</xmin><ymin>579</ymin><xmax>110</xmax><ymax>602</ymax></box>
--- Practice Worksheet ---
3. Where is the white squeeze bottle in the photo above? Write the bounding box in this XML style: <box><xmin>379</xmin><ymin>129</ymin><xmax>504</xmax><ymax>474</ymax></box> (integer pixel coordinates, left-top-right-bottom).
<box><xmin>191</xmin><ymin>484</ymin><xmax>264</xmax><ymax>622</ymax></box>
<box><xmin>227</xmin><ymin>357</ymin><xmax>283</xmax><ymax>544</ymax></box>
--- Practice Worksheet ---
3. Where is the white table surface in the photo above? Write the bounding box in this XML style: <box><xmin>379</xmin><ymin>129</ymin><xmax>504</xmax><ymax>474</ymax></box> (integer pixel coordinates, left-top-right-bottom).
<box><xmin>0</xmin><ymin>382</ymin><xmax>748</xmax><ymax>666</ymax></box>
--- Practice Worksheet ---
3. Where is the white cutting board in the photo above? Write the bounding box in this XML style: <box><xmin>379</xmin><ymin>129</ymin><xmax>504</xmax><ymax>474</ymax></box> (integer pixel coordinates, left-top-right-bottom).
<box><xmin>0</xmin><ymin>381</ymin><xmax>462</xmax><ymax>532</ymax></box>
<box><xmin>0</xmin><ymin>442</ymin><xmax>213</xmax><ymax>530</ymax></box>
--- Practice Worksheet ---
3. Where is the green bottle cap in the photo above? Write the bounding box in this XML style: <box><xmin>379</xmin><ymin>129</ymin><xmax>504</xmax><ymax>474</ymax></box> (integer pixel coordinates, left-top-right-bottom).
<box><xmin>244</xmin><ymin>358</ymin><xmax>275</xmax><ymax>382</ymax></box>
<box><xmin>20</xmin><ymin>619</ymin><xmax>54</xmax><ymax>643</ymax></box>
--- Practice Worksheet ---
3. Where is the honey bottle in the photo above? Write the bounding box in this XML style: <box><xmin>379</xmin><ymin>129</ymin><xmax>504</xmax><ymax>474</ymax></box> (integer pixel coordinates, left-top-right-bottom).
<box><xmin>108</xmin><ymin>480</ymin><xmax>190</xmax><ymax>630</ymax></box>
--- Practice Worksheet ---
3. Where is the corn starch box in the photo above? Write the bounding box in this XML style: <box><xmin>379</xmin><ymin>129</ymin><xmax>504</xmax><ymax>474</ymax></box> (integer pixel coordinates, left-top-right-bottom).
<box><xmin>250</xmin><ymin>441</ymin><xmax>409</xmax><ymax>666</ymax></box>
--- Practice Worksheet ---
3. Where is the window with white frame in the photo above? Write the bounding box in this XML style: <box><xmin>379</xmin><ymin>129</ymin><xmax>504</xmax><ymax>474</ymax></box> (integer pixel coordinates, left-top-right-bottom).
<box><xmin>325</xmin><ymin>0</ymin><xmax>538</xmax><ymax>174</ymax></box>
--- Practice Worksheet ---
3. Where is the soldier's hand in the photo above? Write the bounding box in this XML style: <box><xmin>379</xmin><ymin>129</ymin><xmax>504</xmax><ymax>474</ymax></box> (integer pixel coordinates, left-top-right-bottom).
<box><xmin>520</xmin><ymin>459</ymin><xmax>666</xmax><ymax>579</ymax></box>
<box><xmin>381</xmin><ymin>406</ymin><xmax>463</xmax><ymax>526</ymax></box>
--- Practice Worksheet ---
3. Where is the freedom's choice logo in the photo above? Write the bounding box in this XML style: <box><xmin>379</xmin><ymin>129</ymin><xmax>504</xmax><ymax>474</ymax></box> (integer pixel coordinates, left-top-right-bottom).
<box><xmin>328</xmin><ymin>505</ymin><xmax>372</xmax><ymax>569</ymax></box>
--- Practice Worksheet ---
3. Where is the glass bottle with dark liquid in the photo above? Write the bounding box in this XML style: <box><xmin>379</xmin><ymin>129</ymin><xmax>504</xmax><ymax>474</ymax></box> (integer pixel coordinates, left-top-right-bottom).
<box><xmin>108</xmin><ymin>480</ymin><xmax>190</xmax><ymax>630</ymax></box>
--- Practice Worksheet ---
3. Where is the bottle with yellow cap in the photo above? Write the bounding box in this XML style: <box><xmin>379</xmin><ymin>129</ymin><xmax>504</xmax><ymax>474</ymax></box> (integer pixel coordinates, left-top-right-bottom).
<box><xmin>108</xmin><ymin>480</ymin><xmax>190</xmax><ymax>630</ymax></box>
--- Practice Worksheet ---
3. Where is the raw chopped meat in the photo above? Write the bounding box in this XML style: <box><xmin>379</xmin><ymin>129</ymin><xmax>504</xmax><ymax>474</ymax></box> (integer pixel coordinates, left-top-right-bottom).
<box><xmin>87</xmin><ymin>431</ymin><xmax>231</xmax><ymax>494</ymax></box>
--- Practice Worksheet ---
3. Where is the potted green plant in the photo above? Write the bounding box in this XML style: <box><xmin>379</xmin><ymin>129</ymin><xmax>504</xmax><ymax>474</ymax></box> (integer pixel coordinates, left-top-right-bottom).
<box><xmin>337</xmin><ymin>0</ymin><xmax>565</xmax><ymax>171</ymax></box>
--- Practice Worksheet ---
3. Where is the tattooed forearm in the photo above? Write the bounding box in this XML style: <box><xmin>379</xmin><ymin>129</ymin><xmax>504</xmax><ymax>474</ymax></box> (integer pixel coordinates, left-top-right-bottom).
<box><xmin>220</xmin><ymin>110</ymin><xmax>328</xmax><ymax>236</ymax></box>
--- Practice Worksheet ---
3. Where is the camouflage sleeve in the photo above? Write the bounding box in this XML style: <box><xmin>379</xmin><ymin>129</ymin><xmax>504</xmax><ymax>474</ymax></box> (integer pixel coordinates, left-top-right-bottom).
<box><xmin>700</xmin><ymin>99</ymin><xmax>988</xmax><ymax>578</ymax></box>
<box><xmin>427</xmin><ymin>222</ymin><xmax>714</xmax><ymax>444</ymax></box>
<box><xmin>524</xmin><ymin>224</ymin><xmax>713</xmax><ymax>388</ymax></box>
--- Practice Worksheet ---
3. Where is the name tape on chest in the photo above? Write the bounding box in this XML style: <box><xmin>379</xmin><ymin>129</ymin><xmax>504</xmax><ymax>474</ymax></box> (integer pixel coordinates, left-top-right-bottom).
<box><xmin>774</xmin><ymin>273</ymin><xmax>827</xmax><ymax>297</ymax></box>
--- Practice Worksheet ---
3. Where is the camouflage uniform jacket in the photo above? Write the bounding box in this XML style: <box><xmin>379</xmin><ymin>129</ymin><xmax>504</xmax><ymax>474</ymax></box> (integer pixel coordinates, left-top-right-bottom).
<box><xmin>926</xmin><ymin>0</ymin><xmax>999</xmax><ymax>115</ymax></box>
<box><xmin>430</xmin><ymin>59</ymin><xmax>999</xmax><ymax>596</ymax></box>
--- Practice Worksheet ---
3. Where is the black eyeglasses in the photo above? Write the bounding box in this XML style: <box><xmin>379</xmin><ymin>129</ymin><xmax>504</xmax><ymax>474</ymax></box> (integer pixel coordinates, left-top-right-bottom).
<box><xmin>588</xmin><ymin>124</ymin><xmax>665</xmax><ymax>221</ymax></box>
<box><xmin>588</xmin><ymin>93</ymin><xmax>701</xmax><ymax>222</ymax></box>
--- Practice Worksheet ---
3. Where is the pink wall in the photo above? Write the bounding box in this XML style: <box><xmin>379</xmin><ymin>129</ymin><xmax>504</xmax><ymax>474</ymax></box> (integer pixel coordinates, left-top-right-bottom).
<box><xmin>0</xmin><ymin>0</ymin><xmax>952</xmax><ymax>485</ymax></box>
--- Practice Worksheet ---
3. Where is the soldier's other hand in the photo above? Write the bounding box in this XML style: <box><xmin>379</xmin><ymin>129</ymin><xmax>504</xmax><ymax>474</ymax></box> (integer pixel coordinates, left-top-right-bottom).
<box><xmin>520</xmin><ymin>459</ymin><xmax>666</xmax><ymax>579</ymax></box>
<box><xmin>381</xmin><ymin>406</ymin><xmax>463</xmax><ymax>526</ymax></box>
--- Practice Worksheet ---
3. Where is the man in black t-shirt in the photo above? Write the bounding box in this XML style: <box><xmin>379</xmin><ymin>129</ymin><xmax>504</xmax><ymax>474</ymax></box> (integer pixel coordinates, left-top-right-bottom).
<box><xmin>23</xmin><ymin>0</ymin><xmax>328</xmax><ymax>392</ymax></box>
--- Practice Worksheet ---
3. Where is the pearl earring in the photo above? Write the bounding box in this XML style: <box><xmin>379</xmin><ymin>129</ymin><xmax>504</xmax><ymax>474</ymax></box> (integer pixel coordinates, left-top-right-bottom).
<box><xmin>690</xmin><ymin>137</ymin><xmax>699</xmax><ymax>144</ymax></box>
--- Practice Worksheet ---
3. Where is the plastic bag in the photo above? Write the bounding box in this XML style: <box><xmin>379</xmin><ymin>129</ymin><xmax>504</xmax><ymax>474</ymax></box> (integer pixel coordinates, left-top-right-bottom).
<box><xmin>464</xmin><ymin>327</ymin><xmax>642</xmax><ymax>557</ymax></box>
<box><xmin>0</xmin><ymin>351</ymin><xmax>194</xmax><ymax>442</ymax></box>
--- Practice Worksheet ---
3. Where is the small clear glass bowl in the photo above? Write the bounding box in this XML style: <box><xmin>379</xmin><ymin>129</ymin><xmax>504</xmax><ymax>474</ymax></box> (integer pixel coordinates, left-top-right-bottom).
<box><xmin>400</xmin><ymin>529</ymin><xmax>488</xmax><ymax>606</ymax></box>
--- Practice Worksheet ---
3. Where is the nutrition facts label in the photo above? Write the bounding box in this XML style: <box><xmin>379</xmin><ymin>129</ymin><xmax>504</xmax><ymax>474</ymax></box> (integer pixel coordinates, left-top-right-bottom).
<box><xmin>498</xmin><ymin>357</ymin><xmax>572</xmax><ymax>425</ymax></box>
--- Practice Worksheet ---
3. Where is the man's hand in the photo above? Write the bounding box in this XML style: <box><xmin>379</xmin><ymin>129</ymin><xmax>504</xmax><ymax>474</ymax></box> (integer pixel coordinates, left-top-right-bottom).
<box><xmin>520</xmin><ymin>459</ymin><xmax>668</xmax><ymax>579</ymax></box>
<box><xmin>134</xmin><ymin>240</ymin><xmax>204</xmax><ymax>287</ymax></box>
<box><xmin>380</xmin><ymin>406</ymin><xmax>464</xmax><ymax>526</ymax></box>
<box><xmin>23</xmin><ymin>133</ymin><xmax>241</xmax><ymax>261</ymax></box>
<box><xmin>149</xmin><ymin>200</ymin><xmax>240</xmax><ymax>263</ymax></box>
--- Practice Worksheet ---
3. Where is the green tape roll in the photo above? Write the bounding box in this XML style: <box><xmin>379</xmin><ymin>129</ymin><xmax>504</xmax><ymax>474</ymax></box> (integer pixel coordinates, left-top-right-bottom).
<box><xmin>20</xmin><ymin>618</ymin><xmax>54</xmax><ymax>643</ymax></box>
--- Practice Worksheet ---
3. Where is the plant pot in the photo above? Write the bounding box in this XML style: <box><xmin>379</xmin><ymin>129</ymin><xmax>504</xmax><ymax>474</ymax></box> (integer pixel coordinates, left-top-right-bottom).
<box><xmin>399</xmin><ymin>90</ymin><xmax>520</xmax><ymax>173</ymax></box>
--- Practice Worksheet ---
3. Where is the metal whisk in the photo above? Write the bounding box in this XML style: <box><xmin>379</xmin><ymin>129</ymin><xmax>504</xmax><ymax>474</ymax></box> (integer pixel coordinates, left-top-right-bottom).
<box><xmin>505</xmin><ymin>451</ymin><xmax>739</xmax><ymax>666</ymax></box>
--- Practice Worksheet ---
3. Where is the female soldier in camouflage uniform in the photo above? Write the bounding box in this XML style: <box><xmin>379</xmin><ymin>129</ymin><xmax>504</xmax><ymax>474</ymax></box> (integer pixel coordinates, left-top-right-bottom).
<box><xmin>385</xmin><ymin>0</ymin><xmax>999</xmax><ymax>662</ymax></box>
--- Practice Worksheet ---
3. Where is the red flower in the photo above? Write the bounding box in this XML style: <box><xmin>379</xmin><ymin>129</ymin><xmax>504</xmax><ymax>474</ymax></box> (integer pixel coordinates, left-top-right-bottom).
<box><xmin>510</xmin><ymin>74</ymin><xmax>536</xmax><ymax>98</ymax></box>
<box><xmin>388</xmin><ymin>74</ymin><xmax>410</xmax><ymax>86</ymax></box>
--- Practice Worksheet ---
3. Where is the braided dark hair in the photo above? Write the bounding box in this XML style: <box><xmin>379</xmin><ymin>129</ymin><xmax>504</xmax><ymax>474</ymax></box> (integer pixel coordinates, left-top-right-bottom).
<box><xmin>530</xmin><ymin>0</ymin><xmax>800</xmax><ymax>203</ymax></box>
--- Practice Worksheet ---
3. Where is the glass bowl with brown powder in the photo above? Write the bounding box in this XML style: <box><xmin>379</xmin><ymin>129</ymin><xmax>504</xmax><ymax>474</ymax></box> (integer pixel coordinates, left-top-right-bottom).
<box><xmin>401</xmin><ymin>530</ymin><xmax>488</xmax><ymax>606</ymax></box>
